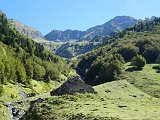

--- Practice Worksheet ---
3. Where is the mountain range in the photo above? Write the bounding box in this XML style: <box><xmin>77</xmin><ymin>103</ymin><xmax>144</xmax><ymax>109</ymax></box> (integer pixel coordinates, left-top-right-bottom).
<box><xmin>10</xmin><ymin>16</ymin><xmax>140</xmax><ymax>42</ymax></box>
<box><xmin>45</xmin><ymin>16</ymin><xmax>140</xmax><ymax>41</ymax></box>
<box><xmin>10</xmin><ymin>16</ymin><xmax>156</xmax><ymax>43</ymax></box>
<box><xmin>9</xmin><ymin>16</ymin><xmax>157</xmax><ymax>58</ymax></box>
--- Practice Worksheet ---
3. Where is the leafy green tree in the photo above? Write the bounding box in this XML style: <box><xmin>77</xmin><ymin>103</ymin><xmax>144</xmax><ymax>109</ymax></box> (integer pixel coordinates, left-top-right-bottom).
<box><xmin>98</xmin><ymin>60</ymin><xmax>123</xmax><ymax>84</ymax></box>
<box><xmin>131</xmin><ymin>55</ymin><xmax>146</xmax><ymax>69</ymax></box>
<box><xmin>16</xmin><ymin>61</ymin><xmax>26</xmax><ymax>83</ymax></box>
<box><xmin>0</xmin><ymin>61</ymin><xmax>5</xmax><ymax>84</ymax></box>
<box><xmin>33</xmin><ymin>63</ymin><xmax>45</xmax><ymax>80</ymax></box>
<box><xmin>25</xmin><ymin>58</ymin><xmax>34</xmax><ymax>79</ymax></box>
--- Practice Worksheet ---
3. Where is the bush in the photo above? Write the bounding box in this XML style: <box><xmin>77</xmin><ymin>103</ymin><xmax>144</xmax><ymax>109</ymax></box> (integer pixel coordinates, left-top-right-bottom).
<box><xmin>143</xmin><ymin>46</ymin><xmax>159</xmax><ymax>63</ymax></box>
<box><xmin>156</xmin><ymin>55</ymin><xmax>160</xmax><ymax>64</ymax></box>
<box><xmin>152</xmin><ymin>65</ymin><xmax>160</xmax><ymax>70</ymax></box>
<box><xmin>131</xmin><ymin>55</ymin><xmax>146</xmax><ymax>69</ymax></box>
<box><xmin>98</xmin><ymin>60</ymin><xmax>123</xmax><ymax>84</ymax></box>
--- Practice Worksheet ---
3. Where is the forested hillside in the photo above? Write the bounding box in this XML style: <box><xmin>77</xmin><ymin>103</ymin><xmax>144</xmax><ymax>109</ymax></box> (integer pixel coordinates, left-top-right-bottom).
<box><xmin>0</xmin><ymin>11</ymin><xmax>71</xmax><ymax>87</ymax></box>
<box><xmin>77</xmin><ymin>17</ymin><xmax>160</xmax><ymax>85</ymax></box>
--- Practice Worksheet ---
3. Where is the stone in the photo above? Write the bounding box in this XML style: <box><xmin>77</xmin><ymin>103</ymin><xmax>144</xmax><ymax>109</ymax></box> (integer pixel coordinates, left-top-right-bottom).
<box><xmin>50</xmin><ymin>76</ymin><xmax>96</xmax><ymax>96</ymax></box>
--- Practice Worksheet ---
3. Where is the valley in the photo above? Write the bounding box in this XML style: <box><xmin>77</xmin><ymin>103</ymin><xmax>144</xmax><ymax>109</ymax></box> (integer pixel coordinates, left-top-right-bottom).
<box><xmin>0</xmin><ymin>6</ymin><xmax>160</xmax><ymax>120</ymax></box>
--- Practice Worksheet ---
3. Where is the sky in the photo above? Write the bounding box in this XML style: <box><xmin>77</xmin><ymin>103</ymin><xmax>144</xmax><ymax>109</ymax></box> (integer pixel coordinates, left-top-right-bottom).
<box><xmin>0</xmin><ymin>0</ymin><xmax>160</xmax><ymax>35</ymax></box>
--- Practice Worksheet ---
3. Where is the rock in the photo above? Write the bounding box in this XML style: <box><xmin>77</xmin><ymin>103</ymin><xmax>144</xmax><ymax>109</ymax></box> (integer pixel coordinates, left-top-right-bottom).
<box><xmin>12</xmin><ymin>107</ymin><xmax>25</xmax><ymax>119</ymax></box>
<box><xmin>50</xmin><ymin>76</ymin><xmax>96</xmax><ymax>96</ymax></box>
<box><xmin>30</xmin><ymin>98</ymin><xmax>45</xmax><ymax>107</ymax></box>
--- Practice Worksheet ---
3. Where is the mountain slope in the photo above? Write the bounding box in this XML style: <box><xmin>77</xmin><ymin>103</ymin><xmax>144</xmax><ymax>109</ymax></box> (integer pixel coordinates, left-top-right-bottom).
<box><xmin>77</xmin><ymin>17</ymin><xmax>160</xmax><ymax>85</ymax></box>
<box><xmin>9</xmin><ymin>19</ymin><xmax>45</xmax><ymax>40</ymax></box>
<box><xmin>83</xmin><ymin>16</ymin><xmax>139</xmax><ymax>40</ymax></box>
<box><xmin>45</xmin><ymin>16</ymin><xmax>139</xmax><ymax>41</ymax></box>
<box><xmin>0</xmin><ymin>11</ymin><xmax>71</xmax><ymax>86</ymax></box>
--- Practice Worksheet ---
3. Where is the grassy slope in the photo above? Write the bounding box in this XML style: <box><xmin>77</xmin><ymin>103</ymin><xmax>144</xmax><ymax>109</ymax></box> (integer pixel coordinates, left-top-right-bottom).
<box><xmin>23</xmin><ymin>64</ymin><xmax>160</xmax><ymax>120</ymax></box>
<box><xmin>124</xmin><ymin>63</ymin><xmax>160</xmax><ymax>98</ymax></box>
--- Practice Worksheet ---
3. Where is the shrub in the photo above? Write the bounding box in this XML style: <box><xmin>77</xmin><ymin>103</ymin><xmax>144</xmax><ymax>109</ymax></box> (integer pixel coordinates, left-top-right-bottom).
<box><xmin>156</xmin><ymin>55</ymin><xmax>160</xmax><ymax>64</ymax></box>
<box><xmin>98</xmin><ymin>60</ymin><xmax>123</xmax><ymax>84</ymax></box>
<box><xmin>131</xmin><ymin>55</ymin><xmax>146</xmax><ymax>69</ymax></box>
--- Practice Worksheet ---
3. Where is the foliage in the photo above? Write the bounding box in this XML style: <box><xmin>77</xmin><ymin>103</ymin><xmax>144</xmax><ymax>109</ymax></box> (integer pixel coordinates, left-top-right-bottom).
<box><xmin>0</xmin><ymin>11</ymin><xmax>71</xmax><ymax>86</ymax></box>
<box><xmin>77</xmin><ymin>17</ymin><xmax>160</xmax><ymax>85</ymax></box>
<box><xmin>131</xmin><ymin>55</ymin><xmax>146</xmax><ymax>69</ymax></box>
<box><xmin>156</xmin><ymin>55</ymin><xmax>160</xmax><ymax>63</ymax></box>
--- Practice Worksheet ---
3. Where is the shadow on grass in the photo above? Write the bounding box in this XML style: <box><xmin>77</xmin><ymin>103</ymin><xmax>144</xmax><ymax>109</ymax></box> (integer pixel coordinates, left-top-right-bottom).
<box><xmin>125</xmin><ymin>66</ymin><xmax>142</xmax><ymax>72</ymax></box>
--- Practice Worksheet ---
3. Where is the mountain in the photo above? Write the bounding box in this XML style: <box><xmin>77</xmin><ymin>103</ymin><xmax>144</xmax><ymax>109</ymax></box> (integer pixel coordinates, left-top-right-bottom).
<box><xmin>45</xmin><ymin>16</ymin><xmax>139</xmax><ymax>41</ymax></box>
<box><xmin>83</xmin><ymin>16</ymin><xmax>139</xmax><ymax>39</ymax></box>
<box><xmin>9</xmin><ymin>19</ymin><xmax>45</xmax><ymax>40</ymax></box>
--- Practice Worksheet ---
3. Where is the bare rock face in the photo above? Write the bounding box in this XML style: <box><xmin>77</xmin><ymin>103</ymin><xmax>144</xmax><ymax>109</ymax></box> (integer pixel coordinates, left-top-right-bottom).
<box><xmin>50</xmin><ymin>76</ymin><xmax>96</xmax><ymax>96</ymax></box>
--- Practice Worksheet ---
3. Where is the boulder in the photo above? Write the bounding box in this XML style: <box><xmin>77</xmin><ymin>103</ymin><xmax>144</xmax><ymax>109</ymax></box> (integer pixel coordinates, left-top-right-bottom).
<box><xmin>50</xmin><ymin>76</ymin><xmax>96</xmax><ymax>96</ymax></box>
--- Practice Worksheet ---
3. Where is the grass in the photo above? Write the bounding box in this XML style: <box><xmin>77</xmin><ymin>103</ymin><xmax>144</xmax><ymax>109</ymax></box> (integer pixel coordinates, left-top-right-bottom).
<box><xmin>22</xmin><ymin>63</ymin><xmax>160</xmax><ymax>120</ymax></box>
<box><xmin>0</xmin><ymin>104</ymin><xmax>10</xmax><ymax>120</ymax></box>
<box><xmin>123</xmin><ymin>63</ymin><xmax>160</xmax><ymax>98</ymax></box>
<box><xmin>1</xmin><ymin>63</ymin><xmax>160</xmax><ymax>120</ymax></box>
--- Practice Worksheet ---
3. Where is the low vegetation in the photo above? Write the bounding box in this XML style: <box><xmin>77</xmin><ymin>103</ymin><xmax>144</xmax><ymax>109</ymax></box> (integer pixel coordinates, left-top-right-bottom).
<box><xmin>131</xmin><ymin>54</ymin><xmax>146</xmax><ymax>69</ymax></box>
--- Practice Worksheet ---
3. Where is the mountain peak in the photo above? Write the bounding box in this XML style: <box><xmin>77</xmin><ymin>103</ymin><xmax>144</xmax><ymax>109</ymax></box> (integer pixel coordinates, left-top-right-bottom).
<box><xmin>9</xmin><ymin>19</ymin><xmax>45</xmax><ymax>40</ymax></box>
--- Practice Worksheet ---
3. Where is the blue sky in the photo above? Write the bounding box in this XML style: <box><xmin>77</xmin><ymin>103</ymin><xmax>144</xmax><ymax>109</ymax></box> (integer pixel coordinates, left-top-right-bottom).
<box><xmin>0</xmin><ymin>0</ymin><xmax>160</xmax><ymax>35</ymax></box>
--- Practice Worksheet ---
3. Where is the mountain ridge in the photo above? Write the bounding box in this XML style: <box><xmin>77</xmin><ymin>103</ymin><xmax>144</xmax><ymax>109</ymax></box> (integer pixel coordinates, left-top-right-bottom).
<box><xmin>45</xmin><ymin>16</ymin><xmax>140</xmax><ymax>41</ymax></box>
<box><xmin>9</xmin><ymin>19</ymin><xmax>45</xmax><ymax>40</ymax></box>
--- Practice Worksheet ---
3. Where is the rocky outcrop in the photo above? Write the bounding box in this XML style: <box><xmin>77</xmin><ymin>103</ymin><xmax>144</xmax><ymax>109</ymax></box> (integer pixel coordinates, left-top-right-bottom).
<box><xmin>50</xmin><ymin>76</ymin><xmax>96</xmax><ymax>96</ymax></box>
<box><xmin>7</xmin><ymin>102</ymin><xmax>25</xmax><ymax>120</ymax></box>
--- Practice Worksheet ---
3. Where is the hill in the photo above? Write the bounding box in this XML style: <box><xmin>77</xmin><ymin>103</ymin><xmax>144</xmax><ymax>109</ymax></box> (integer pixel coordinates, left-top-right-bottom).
<box><xmin>45</xmin><ymin>16</ymin><xmax>139</xmax><ymax>41</ymax></box>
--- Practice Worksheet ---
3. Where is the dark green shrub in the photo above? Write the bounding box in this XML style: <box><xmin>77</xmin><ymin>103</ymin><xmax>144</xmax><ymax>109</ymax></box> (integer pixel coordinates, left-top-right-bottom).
<box><xmin>98</xmin><ymin>60</ymin><xmax>123</xmax><ymax>84</ymax></box>
<box><xmin>131</xmin><ymin>55</ymin><xmax>146</xmax><ymax>69</ymax></box>
<box><xmin>143</xmin><ymin>46</ymin><xmax>159</xmax><ymax>63</ymax></box>
<box><xmin>156</xmin><ymin>55</ymin><xmax>160</xmax><ymax>63</ymax></box>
